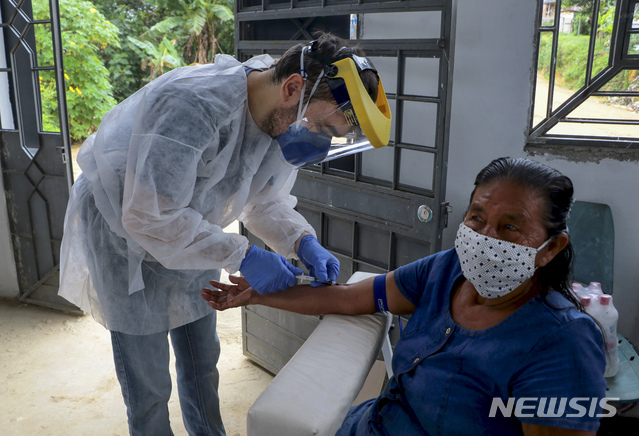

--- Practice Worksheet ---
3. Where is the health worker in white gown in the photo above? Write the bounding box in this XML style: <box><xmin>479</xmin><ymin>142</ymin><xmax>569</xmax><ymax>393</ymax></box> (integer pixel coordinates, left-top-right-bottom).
<box><xmin>58</xmin><ymin>32</ymin><xmax>391</xmax><ymax>436</ymax></box>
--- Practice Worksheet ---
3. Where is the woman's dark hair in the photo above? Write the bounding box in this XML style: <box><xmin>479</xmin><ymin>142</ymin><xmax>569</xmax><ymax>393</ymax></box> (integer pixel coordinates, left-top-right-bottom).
<box><xmin>272</xmin><ymin>32</ymin><xmax>378</xmax><ymax>105</ymax></box>
<box><xmin>470</xmin><ymin>157</ymin><xmax>582</xmax><ymax>310</ymax></box>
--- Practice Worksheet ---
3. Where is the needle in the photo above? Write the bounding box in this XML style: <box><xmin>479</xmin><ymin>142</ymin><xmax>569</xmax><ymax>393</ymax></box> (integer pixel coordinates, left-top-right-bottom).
<box><xmin>295</xmin><ymin>274</ymin><xmax>338</xmax><ymax>286</ymax></box>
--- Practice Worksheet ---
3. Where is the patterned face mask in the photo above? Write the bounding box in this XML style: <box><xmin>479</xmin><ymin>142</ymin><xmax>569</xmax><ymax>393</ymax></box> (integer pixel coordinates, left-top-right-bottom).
<box><xmin>454</xmin><ymin>223</ymin><xmax>551</xmax><ymax>299</ymax></box>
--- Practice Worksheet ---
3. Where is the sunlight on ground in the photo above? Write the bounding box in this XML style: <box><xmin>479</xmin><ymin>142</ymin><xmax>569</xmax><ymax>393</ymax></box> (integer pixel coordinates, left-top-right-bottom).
<box><xmin>533</xmin><ymin>75</ymin><xmax>639</xmax><ymax>138</ymax></box>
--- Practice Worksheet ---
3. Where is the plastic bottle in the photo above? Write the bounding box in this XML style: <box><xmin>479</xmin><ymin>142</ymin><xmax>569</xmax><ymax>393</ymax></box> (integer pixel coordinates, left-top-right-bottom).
<box><xmin>576</xmin><ymin>283</ymin><xmax>619</xmax><ymax>377</ymax></box>
<box><xmin>598</xmin><ymin>294</ymin><xmax>620</xmax><ymax>378</ymax></box>
<box><xmin>587</xmin><ymin>282</ymin><xmax>604</xmax><ymax>303</ymax></box>
<box><xmin>572</xmin><ymin>282</ymin><xmax>587</xmax><ymax>298</ymax></box>
<box><xmin>581</xmin><ymin>295</ymin><xmax>598</xmax><ymax>331</ymax></box>
<box><xmin>588</xmin><ymin>282</ymin><xmax>604</xmax><ymax>294</ymax></box>
<box><xmin>580</xmin><ymin>294</ymin><xmax>592</xmax><ymax>311</ymax></box>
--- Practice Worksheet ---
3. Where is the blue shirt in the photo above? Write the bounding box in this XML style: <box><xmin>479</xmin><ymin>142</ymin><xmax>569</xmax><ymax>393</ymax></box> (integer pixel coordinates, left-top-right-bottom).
<box><xmin>338</xmin><ymin>248</ymin><xmax>607</xmax><ymax>435</ymax></box>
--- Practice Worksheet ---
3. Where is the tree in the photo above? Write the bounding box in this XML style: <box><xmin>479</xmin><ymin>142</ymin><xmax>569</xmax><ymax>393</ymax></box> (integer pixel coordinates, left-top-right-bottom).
<box><xmin>144</xmin><ymin>0</ymin><xmax>234</xmax><ymax>65</ymax></box>
<box><xmin>563</xmin><ymin>0</ymin><xmax>615</xmax><ymax>9</ymax></box>
<box><xmin>94</xmin><ymin>0</ymin><xmax>168</xmax><ymax>102</ymax></box>
<box><xmin>127</xmin><ymin>36</ymin><xmax>186</xmax><ymax>80</ymax></box>
<box><xmin>34</xmin><ymin>0</ymin><xmax>120</xmax><ymax>142</ymax></box>
<box><xmin>563</xmin><ymin>0</ymin><xmax>616</xmax><ymax>35</ymax></box>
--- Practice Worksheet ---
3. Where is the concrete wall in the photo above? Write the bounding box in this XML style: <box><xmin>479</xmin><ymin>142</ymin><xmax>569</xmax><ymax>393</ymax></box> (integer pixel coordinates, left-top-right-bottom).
<box><xmin>444</xmin><ymin>0</ymin><xmax>639</xmax><ymax>344</ymax></box>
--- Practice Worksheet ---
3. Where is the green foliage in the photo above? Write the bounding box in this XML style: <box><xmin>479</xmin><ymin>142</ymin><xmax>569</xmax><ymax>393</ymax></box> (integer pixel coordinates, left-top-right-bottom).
<box><xmin>34</xmin><ymin>0</ymin><xmax>119</xmax><ymax>141</ymax></box>
<box><xmin>562</xmin><ymin>0</ymin><xmax>616</xmax><ymax>36</ymax></box>
<box><xmin>145</xmin><ymin>0</ymin><xmax>234</xmax><ymax>64</ymax></box>
<box><xmin>127</xmin><ymin>36</ymin><xmax>186</xmax><ymax>80</ymax></box>
<box><xmin>537</xmin><ymin>1</ymin><xmax>639</xmax><ymax>111</ymax></box>
<box><xmin>563</xmin><ymin>0</ymin><xmax>615</xmax><ymax>10</ymax></box>
<box><xmin>33</xmin><ymin>0</ymin><xmax>235</xmax><ymax>140</ymax></box>
<box><xmin>538</xmin><ymin>33</ymin><xmax>611</xmax><ymax>90</ymax></box>
<box><xmin>94</xmin><ymin>1</ymin><xmax>168</xmax><ymax>102</ymax></box>
<box><xmin>214</xmin><ymin>1</ymin><xmax>235</xmax><ymax>56</ymax></box>
<box><xmin>99</xmin><ymin>0</ymin><xmax>236</xmax><ymax>97</ymax></box>
<box><xmin>597</xmin><ymin>7</ymin><xmax>616</xmax><ymax>38</ymax></box>
<box><xmin>572</xmin><ymin>15</ymin><xmax>590</xmax><ymax>36</ymax></box>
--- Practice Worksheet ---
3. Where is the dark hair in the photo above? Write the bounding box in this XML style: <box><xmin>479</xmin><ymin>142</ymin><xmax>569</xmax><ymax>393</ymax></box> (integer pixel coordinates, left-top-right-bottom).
<box><xmin>470</xmin><ymin>157</ymin><xmax>582</xmax><ymax>310</ymax></box>
<box><xmin>272</xmin><ymin>32</ymin><xmax>379</xmax><ymax>105</ymax></box>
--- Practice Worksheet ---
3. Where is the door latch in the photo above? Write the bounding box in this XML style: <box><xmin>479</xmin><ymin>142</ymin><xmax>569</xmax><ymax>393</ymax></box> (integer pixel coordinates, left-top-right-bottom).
<box><xmin>58</xmin><ymin>146</ymin><xmax>69</xmax><ymax>164</ymax></box>
<box><xmin>440</xmin><ymin>201</ymin><xmax>452</xmax><ymax>229</ymax></box>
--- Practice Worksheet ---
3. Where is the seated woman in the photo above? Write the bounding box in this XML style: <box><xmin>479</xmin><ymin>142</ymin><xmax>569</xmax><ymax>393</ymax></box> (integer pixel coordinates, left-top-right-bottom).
<box><xmin>201</xmin><ymin>157</ymin><xmax>607</xmax><ymax>436</ymax></box>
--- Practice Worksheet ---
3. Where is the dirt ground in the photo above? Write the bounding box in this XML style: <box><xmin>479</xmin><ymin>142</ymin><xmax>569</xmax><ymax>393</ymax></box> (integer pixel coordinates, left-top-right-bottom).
<box><xmin>0</xmin><ymin>290</ymin><xmax>274</xmax><ymax>436</ymax></box>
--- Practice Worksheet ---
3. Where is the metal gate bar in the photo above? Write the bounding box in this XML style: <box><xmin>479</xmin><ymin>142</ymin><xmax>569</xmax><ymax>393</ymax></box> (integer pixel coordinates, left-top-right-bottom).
<box><xmin>0</xmin><ymin>0</ymin><xmax>75</xmax><ymax>311</ymax></box>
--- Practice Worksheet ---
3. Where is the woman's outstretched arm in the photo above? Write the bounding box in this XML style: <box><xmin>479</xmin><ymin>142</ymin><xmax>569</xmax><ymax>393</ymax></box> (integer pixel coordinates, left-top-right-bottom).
<box><xmin>201</xmin><ymin>272</ymin><xmax>415</xmax><ymax>316</ymax></box>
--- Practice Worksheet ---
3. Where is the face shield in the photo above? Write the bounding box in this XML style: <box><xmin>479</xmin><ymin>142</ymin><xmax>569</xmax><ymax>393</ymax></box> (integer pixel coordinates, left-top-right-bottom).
<box><xmin>276</xmin><ymin>43</ymin><xmax>392</xmax><ymax>168</ymax></box>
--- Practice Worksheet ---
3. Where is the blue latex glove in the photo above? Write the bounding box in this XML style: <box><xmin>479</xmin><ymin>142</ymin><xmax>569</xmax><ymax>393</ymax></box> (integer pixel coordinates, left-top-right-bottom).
<box><xmin>239</xmin><ymin>245</ymin><xmax>303</xmax><ymax>294</ymax></box>
<box><xmin>297</xmin><ymin>234</ymin><xmax>340</xmax><ymax>287</ymax></box>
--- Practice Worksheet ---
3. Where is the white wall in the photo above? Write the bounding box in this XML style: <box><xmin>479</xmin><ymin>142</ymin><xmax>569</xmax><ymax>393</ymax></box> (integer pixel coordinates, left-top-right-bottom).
<box><xmin>444</xmin><ymin>0</ymin><xmax>639</xmax><ymax>344</ymax></box>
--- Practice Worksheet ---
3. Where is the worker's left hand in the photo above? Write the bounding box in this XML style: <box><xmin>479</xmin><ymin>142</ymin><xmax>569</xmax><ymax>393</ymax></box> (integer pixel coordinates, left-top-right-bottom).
<box><xmin>239</xmin><ymin>245</ymin><xmax>303</xmax><ymax>294</ymax></box>
<box><xmin>297</xmin><ymin>234</ymin><xmax>340</xmax><ymax>286</ymax></box>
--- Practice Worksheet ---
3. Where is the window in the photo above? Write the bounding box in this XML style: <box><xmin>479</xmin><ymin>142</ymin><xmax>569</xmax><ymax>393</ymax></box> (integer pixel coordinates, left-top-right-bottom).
<box><xmin>528</xmin><ymin>0</ymin><xmax>639</xmax><ymax>153</ymax></box>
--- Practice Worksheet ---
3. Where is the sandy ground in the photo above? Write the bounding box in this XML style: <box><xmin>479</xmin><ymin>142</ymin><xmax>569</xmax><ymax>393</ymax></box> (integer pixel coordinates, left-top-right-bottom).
<box><xmin>0</xmin><ymin>290</ymin><xmax>274</xmax><ymax>436</ymax></box>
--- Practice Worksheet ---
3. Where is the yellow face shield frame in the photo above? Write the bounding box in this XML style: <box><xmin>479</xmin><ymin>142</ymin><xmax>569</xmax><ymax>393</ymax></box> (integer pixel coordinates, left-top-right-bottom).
<box><xmin>324</xmin><ymin>55</ymin><xmax>392</xmax><ymax>149</ymax></box>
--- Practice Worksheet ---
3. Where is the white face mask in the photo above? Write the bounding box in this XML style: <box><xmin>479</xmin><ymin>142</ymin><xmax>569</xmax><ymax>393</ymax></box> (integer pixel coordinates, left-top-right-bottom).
<box><xmin>454</xmin><ymin>223</ymin><xmax>551</xmax><ymax>299</ymax></box>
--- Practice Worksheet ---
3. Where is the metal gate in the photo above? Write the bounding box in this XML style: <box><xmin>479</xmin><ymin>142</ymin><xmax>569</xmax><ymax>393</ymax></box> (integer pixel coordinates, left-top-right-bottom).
<box><xmin>0</xmin><ymin>0</ymin><xmax>75</xmax><ymax>311</ymax></box>
<box><xmin>236</xmin><ymin>0</ymin><xmax>455</xmax><ymax>373</ymax></box>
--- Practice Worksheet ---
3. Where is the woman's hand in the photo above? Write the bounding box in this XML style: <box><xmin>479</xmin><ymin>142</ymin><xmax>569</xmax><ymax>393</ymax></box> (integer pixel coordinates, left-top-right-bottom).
<box><xmin>201</xmin><ymin>275</ymin><xmax>255</xmax><ymax>311</ymax></box>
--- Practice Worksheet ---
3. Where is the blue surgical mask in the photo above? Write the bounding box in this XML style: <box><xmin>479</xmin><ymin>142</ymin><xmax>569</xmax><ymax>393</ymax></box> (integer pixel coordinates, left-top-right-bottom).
<box><xmin>275</xmin><ymin>45</ymin><xmax>333</xmax><ymax>167</ymax></box>
<box><xmin>276</xmin><ymin>124</ymin><xmax>332</xmax><ymax>167</ymax></box>
<box><xmin>275</xmin><ymin>45</ymin><xmax>373</xmax><ymax>167</ymax></box>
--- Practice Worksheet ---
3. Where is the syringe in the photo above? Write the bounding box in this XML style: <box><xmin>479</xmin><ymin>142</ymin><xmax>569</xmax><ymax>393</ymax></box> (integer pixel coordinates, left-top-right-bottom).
<box><xmin>295</xmin><ymin>274</ymin><xmax>338</xmax><ymax>286</ymax></box>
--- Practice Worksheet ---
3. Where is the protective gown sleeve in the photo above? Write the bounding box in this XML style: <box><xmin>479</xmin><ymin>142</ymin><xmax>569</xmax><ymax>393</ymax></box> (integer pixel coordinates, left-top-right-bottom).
<box><xmin>239</xmin><ymin>169</ymin><xmax>316</xmax><ymax>260</ymax></box>
<box><xmin>121</xmin><ymin>84</ymin><xmax>249</xmax><ymax>274</ymax></box>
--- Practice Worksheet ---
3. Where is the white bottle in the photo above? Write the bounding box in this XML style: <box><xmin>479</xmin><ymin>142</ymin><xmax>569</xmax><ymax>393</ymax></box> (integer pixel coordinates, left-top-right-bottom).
<box><xmin>587</xmin><ymin>282</ymin><xmax>604</xmax><ymax>303</ymax></box>
<box><xmin>572</xmin><ymin>282</ymin><xmax>588</xmax><ymax>298</ymax></box>
<box><xmin>581</xmin><ymin>295</ymin><xmax>599</xmax><ymax>334</ymax></box>
<box><xmin>598</xmin><ymin>295</ymin><xmax>619</xmax><ymax>378</ymax></box>
<box><xmin>580</xmin><ymin>294</ymin><xmax>593</xmax><ymax>311</ymax></box>
<box><xmin>588</xmin><ymin>282</ymin><xmax>604</xmax><ymax>294</ymax></box>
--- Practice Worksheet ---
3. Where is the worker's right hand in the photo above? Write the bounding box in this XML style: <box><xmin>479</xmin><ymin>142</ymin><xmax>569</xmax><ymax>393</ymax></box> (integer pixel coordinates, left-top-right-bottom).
<box><xmin>239</xmin><ymin>245</ymin><xmax>303</xmax><ymax>294</ymax></box>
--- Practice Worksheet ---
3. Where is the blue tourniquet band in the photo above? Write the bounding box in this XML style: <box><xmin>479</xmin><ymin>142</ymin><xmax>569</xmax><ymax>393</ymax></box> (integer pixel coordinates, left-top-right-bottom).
<box><xmin>373</xmin><ymin>274</ymin><xmax>388</xmax><ymax>312</ymax></box>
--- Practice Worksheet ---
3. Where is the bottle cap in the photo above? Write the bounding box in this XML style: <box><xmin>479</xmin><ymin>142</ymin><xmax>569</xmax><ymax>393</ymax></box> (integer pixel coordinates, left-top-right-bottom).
<box><xmin>600</xmin><ymin>294</ymin><xmax>611</xmax><ymax>306</ymax></box>
<box><xmin>580</xmin><ymin>295</ymin><xmax>592</xmax><ymax>307</ymax></box>
<box><xmin>589</xmin><ymin>282</ymin><xmax>603</xmax><ymax>294</ymax></box>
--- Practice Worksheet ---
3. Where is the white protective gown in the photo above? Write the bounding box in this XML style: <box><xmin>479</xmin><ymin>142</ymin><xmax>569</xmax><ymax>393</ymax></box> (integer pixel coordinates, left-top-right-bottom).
<box><xmin>59</xmin><ymin>54</ymin><xmax>315</xmax><ymax>335</ymax></box>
